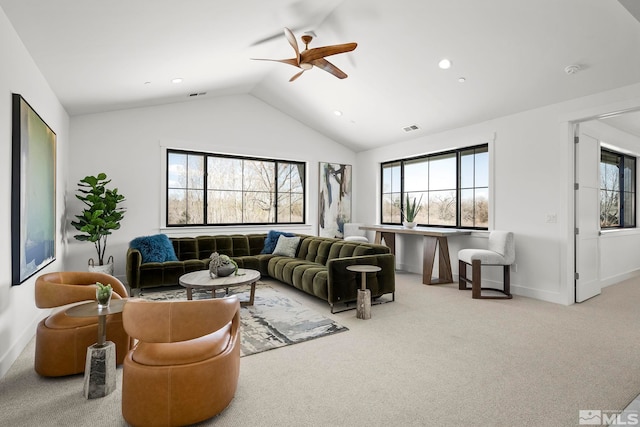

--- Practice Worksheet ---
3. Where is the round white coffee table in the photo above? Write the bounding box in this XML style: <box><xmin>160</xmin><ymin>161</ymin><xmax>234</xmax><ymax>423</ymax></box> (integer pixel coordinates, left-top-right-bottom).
<box><xmin>178</xmin><ymin>268</ymin><xmax>261</xmax><ymax>306</ymax></box>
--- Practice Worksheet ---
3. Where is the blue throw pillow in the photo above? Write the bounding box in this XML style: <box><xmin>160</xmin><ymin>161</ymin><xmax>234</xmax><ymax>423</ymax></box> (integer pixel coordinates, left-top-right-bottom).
<box><xmin>129</xmin><ymin>234</ymin><xmax>178</xmax><ymax>263</ymax></box>
<box><xmin>261</xmin><ymin>230</ymin><xmax>295</xmax><ymax>254</ymax></box>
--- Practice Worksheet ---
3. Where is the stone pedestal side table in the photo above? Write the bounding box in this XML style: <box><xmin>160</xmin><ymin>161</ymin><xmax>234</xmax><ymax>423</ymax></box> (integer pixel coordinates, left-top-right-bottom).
<box><xmin>66</xmin><ymin>298</ymin><xmax>127</xmax><ymax>399</ymax></box>
<box><xmin>346</xmin><ymin>265</ymin><xmax>381</xmax><ymax>320</ymax></box>
<box><xmin>83</xmin><ymin>342</ymin><xmax>116</xmax><ymax>398</ymax></box>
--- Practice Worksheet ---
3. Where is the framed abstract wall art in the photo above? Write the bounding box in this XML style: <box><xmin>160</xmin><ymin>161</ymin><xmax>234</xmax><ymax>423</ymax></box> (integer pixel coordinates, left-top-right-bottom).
<box><xmin>318</xmin><ymin>162</ymin><xmax>352</xmax><ymax>238</ymax></box>
<box><xmin>11</xmin><ymin>94</ymin><xmax>57</xmax><ymax>285</ymax></box>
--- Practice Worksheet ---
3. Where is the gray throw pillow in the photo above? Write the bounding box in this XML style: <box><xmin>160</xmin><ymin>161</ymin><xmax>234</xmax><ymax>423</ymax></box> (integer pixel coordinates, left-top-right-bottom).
<box><xmin>272</xmin><ymin>235</ymin><xmax>301</xmax><ymax>257</ymax></box>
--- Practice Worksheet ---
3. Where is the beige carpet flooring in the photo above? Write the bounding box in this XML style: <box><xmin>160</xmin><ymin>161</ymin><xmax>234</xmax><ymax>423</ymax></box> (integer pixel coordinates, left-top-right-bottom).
<box><xmin>1</xmin><ymin>272</ymin><xmax>640</xmax><ymax>426</ymax></box>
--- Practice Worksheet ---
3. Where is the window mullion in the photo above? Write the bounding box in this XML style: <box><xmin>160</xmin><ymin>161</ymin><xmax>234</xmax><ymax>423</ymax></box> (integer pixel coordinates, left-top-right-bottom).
<box><xmin>203</xmin><ymin>155</ymin><xmax>209</xmax><ymax>225</ymax></box>
<box><xmin>274</xmin><ymin>161</ymin><xmax>279</xmax><ymax>224</ymax></box>
<box><xmin>619</xmin><ymin>156</ymin><xmax>624</xmax><ymax>228</ymax></box>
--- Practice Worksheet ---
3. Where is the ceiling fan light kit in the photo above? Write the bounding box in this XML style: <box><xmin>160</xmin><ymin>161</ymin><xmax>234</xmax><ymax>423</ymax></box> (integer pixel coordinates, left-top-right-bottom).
<box><xmin>252</xmin><ymin>27</ymin><xmax>357</xmax><ymax>82</ymax></box>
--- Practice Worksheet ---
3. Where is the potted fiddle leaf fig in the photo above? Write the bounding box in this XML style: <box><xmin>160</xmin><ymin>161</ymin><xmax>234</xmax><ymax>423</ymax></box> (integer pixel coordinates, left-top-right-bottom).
<box><xmin>71</xmin><ymin>173</ymin><xmax>126</xmax><ymax>275</ymax></box>
<box><xmin>402</xmin><ymin>194</ymin><xmax>423</xmax><ymax>228</ymax></box>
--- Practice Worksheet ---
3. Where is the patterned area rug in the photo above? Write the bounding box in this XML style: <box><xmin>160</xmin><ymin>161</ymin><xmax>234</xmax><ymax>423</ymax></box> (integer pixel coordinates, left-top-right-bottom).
<box><xmin>140</xmin><ymin>284</ymin><xmax>348</xmax><ymax>357</ymax></box>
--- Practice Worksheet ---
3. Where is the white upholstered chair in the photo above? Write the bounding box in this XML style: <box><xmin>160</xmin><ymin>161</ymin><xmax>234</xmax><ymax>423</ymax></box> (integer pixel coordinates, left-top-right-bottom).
<box><xmin>458</xmin><ymin>230</ymin><xmax>515</xmax><ymax>299</ymax></box>
<box><xmin>344</xmin><ymin>223</ymin><xmax>369</xmax><ymax>243</ymax></box>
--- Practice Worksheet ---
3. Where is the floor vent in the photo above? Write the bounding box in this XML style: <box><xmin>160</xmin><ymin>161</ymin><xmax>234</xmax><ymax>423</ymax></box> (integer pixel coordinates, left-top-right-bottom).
<box><xmin>403</xmin><ymin>124</ymin><xmax>420</xmax><ymax>132</ymax></box>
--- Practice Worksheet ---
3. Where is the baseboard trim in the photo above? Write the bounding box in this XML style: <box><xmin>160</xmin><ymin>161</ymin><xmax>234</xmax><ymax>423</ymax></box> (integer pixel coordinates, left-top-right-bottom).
<box><xmin>0</xmin><ymin>314</ymin><xmax>43</xmax><ymax>379</ymax></box>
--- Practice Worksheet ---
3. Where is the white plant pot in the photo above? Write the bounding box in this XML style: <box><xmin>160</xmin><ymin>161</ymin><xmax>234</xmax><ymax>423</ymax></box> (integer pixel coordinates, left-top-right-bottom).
<box><xmin>403</xmin><ymin>221</ymin><xmax>416</xmax><ymax>229</ymax></box>
<box><xmin>88</xmin><ymin>256</ymin><xmax>114</xmax><ymax>276</ymax></box>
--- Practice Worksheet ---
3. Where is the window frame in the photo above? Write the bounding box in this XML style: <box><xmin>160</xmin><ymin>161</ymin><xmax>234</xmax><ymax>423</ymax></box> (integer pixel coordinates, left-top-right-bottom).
<box><xmin>600</xmin><ymin>147</ymin><xmax>636</xmax><ymax>229</ymax></box>
<box><xmin>380</xmin><ymin>143</ymin><xmax>489</xmax><ymax>230</ymax></box>
<box><xmin>166</xmin><ymin>149</ymin><xmax>306</xmax><ymax>227</ymax></box>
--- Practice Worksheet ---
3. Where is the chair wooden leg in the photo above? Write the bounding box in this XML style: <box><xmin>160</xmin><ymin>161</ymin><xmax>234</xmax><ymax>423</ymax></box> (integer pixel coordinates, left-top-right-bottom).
<box><xmin>503</xmin><ymin>265</ymin><xmax>512</xmax><ymax>298</ymax></box>
<box><xmin>458</xmin><ymin>260</ymin><xmax>467</xmax><ymax>290</ymax></box>
<box><xmin>471</xmin><ymin>259</ymin><xmax>482</xmax><ymax>299</ymax></box>
<box><xmin>460</xmin><ymin>260</ymin><xmax>512</xmax><ymax>299</ymax></box>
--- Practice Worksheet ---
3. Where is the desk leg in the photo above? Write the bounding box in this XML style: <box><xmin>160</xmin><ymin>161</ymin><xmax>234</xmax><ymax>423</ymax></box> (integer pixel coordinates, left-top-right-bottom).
<box><xmin>381</xmin><ymin>232</ymin><xmax>396</xmax><ymax>255</ymax></box>
<box><xmin>422</xmin><ymin>236</ymin><xmax>454</xmax><ymax>285</ymax></box>
<box><xmin>375</xmin><ymin>231</ymin><xmax>396</xmax><ymax>255</ymax></box>
<box><xmin>374</xmin><ymin>231</ymin><xmax>383</xmax><ymax>245</ymax></box>
<box><xmin>423</xmin><ymin>236</ymin><xmax>437</xmax><ymax>284</ymax></box>
<box><xmin>437</xmin><ymin>237</ymin><xmax>453</xmax><ymax>283</ymax></box>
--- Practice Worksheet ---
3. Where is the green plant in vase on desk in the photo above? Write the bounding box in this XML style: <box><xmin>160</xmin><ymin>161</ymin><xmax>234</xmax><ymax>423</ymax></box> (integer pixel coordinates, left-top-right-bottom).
<box><xmin>402</xmin><ymin>194</ymin><xmax>423</xmax><ymax>228</ymax></box>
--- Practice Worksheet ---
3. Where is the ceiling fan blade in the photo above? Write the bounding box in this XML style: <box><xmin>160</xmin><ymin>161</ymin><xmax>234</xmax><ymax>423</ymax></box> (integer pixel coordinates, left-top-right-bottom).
<box><xmin>250</xmin><ymin>26</ymin><xmax>304</xmax><ymax>46</ymax></box>
<box><xmin>310</xmin><ymin>58</ymin><xmax>348</xmax><ymax>79</ymax></box>
<box><xmin>251</xmin><ymin>57</ymin><xmax>300</xmax><ymax>67</ymax></box>
<box><xmin>301</xmin><ymin>42</ymin><xmax>357</xmax><ymax>62</ymax></box>
<box><xmin>284</xmin><ymin>27</ymin><xmax>301</xmax><ymax>65</ymax></box>
<box><xmin>289</xmin><ymin>70</ymin><xmax>306</xmax><ymax>82</ymax></box>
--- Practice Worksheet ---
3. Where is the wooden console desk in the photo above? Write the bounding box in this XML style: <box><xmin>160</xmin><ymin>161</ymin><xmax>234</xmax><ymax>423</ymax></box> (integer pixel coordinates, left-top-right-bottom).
<box><xmin>360</xmin><ymin>225</ymin><xmax>471</xmax><ymax>285</ymax></box>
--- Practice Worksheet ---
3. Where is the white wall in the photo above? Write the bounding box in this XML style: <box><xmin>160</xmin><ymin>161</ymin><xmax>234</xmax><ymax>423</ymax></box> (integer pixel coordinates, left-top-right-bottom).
<box><xmin>355</xmin><ymin>83</ymin><xmax>640</xmax><ymax>305</ymax></box>
<box><xmin>67</xmin><ymin>94</ymin><xmax>356</xmax><ymax>280</ymax></box>
<box><xmin>0</xmin><ymin>7</ymin><xmax>70</xmax><ymax>378</ymax></box>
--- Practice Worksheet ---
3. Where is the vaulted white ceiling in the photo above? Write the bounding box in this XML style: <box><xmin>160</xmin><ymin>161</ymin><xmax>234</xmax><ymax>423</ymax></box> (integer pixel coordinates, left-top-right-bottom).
<box><xmin>2</xmin><ymin>0</ymin><xmax>640</xmax><ymax>151</ymax></box>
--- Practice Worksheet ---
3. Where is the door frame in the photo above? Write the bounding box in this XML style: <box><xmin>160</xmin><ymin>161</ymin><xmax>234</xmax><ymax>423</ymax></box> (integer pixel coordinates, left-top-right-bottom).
<box><xmin>569</xmin><ymin>105</ymin><xmax>640</xmax><ymax>303</ymax></box>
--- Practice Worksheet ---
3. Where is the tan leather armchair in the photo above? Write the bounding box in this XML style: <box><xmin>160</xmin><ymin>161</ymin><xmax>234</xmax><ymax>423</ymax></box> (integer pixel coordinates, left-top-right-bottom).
<box><xmin>121</xmin><ymin>296</ymin><xmax>241</xmax><ymax>427</ymax></box>
<box><xmin>34</xmin><ymin>271</ymin><xmax>130</xmax><ymax>377</ymax></box>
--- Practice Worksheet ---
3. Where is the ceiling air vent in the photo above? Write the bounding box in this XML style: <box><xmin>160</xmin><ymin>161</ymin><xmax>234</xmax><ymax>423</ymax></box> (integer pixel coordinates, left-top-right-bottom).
<box><xmin>188</xmin><ymin>92</ymin><xmax>207</xmax><ymax>97</ymax></box>
<box><xmin>403</xmin><ymin>124</ymin><xmax>420</xmax><ymax>133</ymax></box>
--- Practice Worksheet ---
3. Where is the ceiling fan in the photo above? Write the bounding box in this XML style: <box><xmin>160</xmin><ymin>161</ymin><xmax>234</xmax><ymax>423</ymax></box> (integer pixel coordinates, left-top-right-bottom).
<box><xmin>252</xmin><ymin>28</ymin><xmax>357</xmax><ymax>82</ymax></box>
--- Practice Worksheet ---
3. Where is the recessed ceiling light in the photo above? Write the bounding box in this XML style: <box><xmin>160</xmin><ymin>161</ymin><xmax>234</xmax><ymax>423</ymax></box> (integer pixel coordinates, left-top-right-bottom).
<box><xmin>171</xmin><ymin>78</ymin><xmax>183</xmax><ymax>84</ymax></box>
<box><xmin>333</xmin><ymin>110</ymin><xmax>343</xmax><ymax>117</ymax></box>
<box><xmin>458</xmin><ymin>77</ymin><xmax>466</xmax><ymax>83</ymax></box>
<box><xmin>144</xmin><ymin>81</ymin><xmax>151</xmax><ymax>85</ymax></box>
<box><xmin>438</xmin><ymin>59</ymin><xmax>452</xmax><ymax>69</ymax></box>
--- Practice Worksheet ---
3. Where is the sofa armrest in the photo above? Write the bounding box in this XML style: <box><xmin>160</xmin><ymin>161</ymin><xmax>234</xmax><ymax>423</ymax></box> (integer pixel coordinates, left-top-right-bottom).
<box><xmin>126</xmin><ymin>248</ymin><xmax>142</xmax><ymax>289</ymax></box>
<box><xmin>326</xmin><ymin>254</ymin><xmax>395</xmax><ymax>304</ymax></box>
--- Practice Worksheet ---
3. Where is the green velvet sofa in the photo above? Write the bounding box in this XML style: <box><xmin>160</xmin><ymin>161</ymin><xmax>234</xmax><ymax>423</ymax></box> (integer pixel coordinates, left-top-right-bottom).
<box><xmin>126</xmin><ymin>233</ymin><xmax>395</xmax><ymax>312</ymax></box>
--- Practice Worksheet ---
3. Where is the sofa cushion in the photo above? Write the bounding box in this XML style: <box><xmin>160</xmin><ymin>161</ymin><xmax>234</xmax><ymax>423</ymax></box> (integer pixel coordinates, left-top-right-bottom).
<box><xmin>261</xmin><ymin>230</ymin><xmax>295</xmax><ymax>254</ymax></box>
<box><xmin>171</xmin><ymin>238</ymin><xmax>198</xmax><ymax>261</ymax></box>
<box><xmin>272</xmin><ymin>235</ymin><xmax>300</xmax><ymax>257</ymax></box>
<box><xmin>130</xmin><ymin>234</ymin><xmax>178</xmax><ymax>263</ymax></box>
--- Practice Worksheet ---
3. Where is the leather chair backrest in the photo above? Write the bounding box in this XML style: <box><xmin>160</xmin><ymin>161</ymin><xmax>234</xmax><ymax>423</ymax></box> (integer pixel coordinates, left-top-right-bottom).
<box><xmin>123</xmin><ymin>296</ymin><xmax>240</xmax><ymax>343</ymax></box>
<box><xmin>35</xmin><ymin>271</ymin><xmax>128</xmax><ymax>309</ymax></box>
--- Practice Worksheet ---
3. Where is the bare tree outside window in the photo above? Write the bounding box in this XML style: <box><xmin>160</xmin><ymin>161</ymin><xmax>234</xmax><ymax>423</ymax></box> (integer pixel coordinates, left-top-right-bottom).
<box><xmin>381</xmin><ymin>144</ymin><xmax>488</xmax><ymax>229</ymax></box>
<box><xmin>166</xmin><ymin>150</ymin><xmax>305</xmax><ymax>226</ymax></box>
<box><xmin>167</xmin><ymin>152</ymin><xmax>204</xmax><ymax>225</ymax></box>
<box><xmin>600</xmin><ymin>148</ymin><xmax>635</xmax><ymax>229</ymax></box>
<box><xmin>381</xmin><ymin>162</ymin><xmax>402</xmax><ymax>223</ymax></box>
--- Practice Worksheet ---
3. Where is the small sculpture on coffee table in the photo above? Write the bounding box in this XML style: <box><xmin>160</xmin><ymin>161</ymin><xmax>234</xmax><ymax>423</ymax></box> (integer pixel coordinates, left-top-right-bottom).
<box><xmin>209</xmin><ymin>252</ymin><xmax>238</xmax><ymax>278</ymax></box>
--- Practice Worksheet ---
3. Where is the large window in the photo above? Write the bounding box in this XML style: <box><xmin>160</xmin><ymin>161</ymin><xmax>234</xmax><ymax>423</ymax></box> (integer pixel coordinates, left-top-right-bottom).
<box><xmin>167</xmin><ymin>149</ymin><xmax>305</xmax><ymax>226</ymax></box>
<box><xmin>600</xmin><ymin>148</ymin><xmax>636</xmax><ymax>229</ymax></box>
<box><xmin>381</xmin><ymin>144</ymin><xmax>488</xmax><ymax>229</ymax></box>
